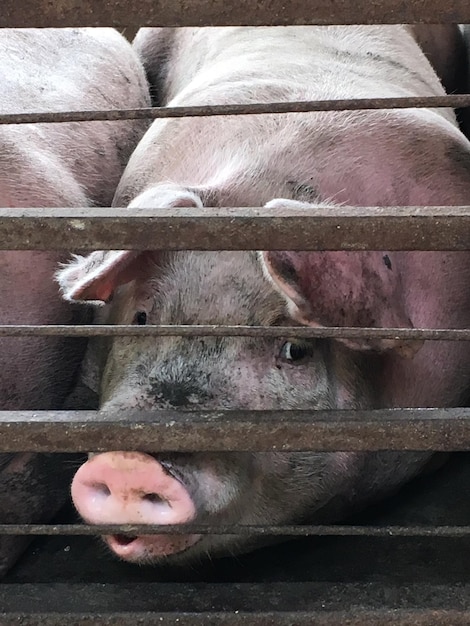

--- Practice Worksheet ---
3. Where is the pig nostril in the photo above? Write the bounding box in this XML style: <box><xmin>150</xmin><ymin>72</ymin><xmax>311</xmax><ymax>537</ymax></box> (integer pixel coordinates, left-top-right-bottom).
<box><xmin>91</xmin><ymin>483</ymin><xmax>111</xmax><ymax>497</ymax></box>
<box><xmin>143</xmin><ymin>492</ymin><xmax>164</xmax><ymax>504</ymax></box>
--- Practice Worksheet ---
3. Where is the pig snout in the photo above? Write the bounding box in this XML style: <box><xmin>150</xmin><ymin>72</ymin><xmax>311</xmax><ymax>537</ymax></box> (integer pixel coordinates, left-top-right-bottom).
<box><xmin>71</xmin><ymin>451</ymin><xmax>200</xmax><ymax>561</ymax></box>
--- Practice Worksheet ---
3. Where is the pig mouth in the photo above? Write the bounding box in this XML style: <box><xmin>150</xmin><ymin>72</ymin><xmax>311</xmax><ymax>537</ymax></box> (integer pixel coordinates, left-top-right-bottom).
<box><xmin>111</xmin><ymin>533</ymin><xmax>137</xmax><ymax>545</ymax></box>
<box><xmin>104</xmin><ymin>531</ymin><xmax>201</xmax><ymax>563</ymax></box>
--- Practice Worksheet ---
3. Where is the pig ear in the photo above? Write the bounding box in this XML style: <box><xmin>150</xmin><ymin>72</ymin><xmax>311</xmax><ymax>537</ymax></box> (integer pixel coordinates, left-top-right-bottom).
<box><xmin>56</xmin><ymin>250</ymin><xmax>143</xmax><ymax>304</ymax></box>
<box><xmin>260</xmin><ymin>250</ymin><xmax>421</xmax><ymax>357</ymax></box>
<box><xmin>57</xmin><ymin>184</ymin><xmax>203</xmax><ymax>304</ymax></box>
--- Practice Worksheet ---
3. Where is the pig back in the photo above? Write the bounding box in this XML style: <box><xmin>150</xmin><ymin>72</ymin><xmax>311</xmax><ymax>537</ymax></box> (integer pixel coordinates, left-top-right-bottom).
<box><xmin>0</xmin><ymin>28</ymin><xmax>150</xmax><ymax>576</ymax></box>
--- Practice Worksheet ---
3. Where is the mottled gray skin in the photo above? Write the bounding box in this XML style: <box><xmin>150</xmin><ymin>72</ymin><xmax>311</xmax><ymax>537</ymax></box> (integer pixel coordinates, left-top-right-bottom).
<box><xmin>0</xmin><ymin>28</ymin><xmax>150</xmax><ymax>576</ymax></box>
<box><xmin>59</xmin><ymin>26</ymin><xmax>470</xmax><ymax>564</ymax></box>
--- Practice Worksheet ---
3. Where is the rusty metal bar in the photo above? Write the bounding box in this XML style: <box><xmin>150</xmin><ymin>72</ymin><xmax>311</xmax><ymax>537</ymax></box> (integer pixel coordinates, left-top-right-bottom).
<box><xmin>0</xmin><ymin>324</ymin><xmax>470</xmax><ymax>341</ymax></box>
<box><xmin>1</xmin><ymin>96</ymin><xmax>470</xmax><ymax>126</ymax></box>
<box><xmin>2</xmin><ymin>206</ymin><xmax>470</xmax><ymax>251</ymax></box>
<box><xmin>1</xmin><ymin>582</ymin><xmax>470</xmax><ymax>624</ymax></box>
<box><xmin>1</xmin><ymin>408</ymin><xmax>470</xmax><ymax>452</ymax></box>
<box><xmin>1</xmin><ymin>0</ymin><xmax>470</xmax><ymax>27</ymax></box>
<box><xmin>1</xmin><ymin>611</ymin><xmax>469</xmax><ymax>626</ymax></box>
<box><xmin>0</xmin><ymin>523</ymin><xmax>469</xmax><ymax>537</ymax></box>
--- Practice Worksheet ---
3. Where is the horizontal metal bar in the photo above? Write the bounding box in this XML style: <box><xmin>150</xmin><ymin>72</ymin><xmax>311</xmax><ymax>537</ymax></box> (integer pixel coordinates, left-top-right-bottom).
<box><xmin>2</xmin><ymin>0</ymin><xmax>470</xmax><ymax>27</ymax></box>
<box><xmin>1</xmin><ymin>408</ymin><xmax>470</xmax><ymax>452</ymax></box>
<box><xmin>1</xmin><ymin>325</ymin><xmax>470</xmax><ymax>341</ymax></box>
<box><xmin>2</xmin><ymin>206</ymin><xmax>470</xmax><ymax>251</ymax></box>
<box><xmin>1</xmin><ymin>96</ymin><xmax>470</xmax><ymax>126</ymax></box>
<box><xmin>1</xmin><ymin>582</ymin><xmax>470</xmax><ymax>624</ymax></box>
<box><xmin>0</xmin><ymin>523</ymin><xmax>469</xmax><ymax>537</ymax></box>
<box><xmin>1</xmin><ymin>613</ymin><xmax>469</xmax><ymax>626</ymax></box>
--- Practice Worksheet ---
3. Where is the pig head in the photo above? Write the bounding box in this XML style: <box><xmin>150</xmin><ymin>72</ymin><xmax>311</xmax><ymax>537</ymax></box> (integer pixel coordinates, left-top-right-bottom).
<box><xmin>58</xmin><ymin>25</ymin><xmax>470</xmax><ymax>564</ymax></box>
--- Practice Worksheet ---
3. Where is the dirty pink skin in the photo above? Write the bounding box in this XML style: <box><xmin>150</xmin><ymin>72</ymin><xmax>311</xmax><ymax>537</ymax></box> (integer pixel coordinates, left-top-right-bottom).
<box><xmin>59</xmin><ymin>26</ymin><xmax>470</xmax><ymax>564</ymax></box>
<box><xmin>0</xmin><ymin>28</ymin><xmax>150</xmax><ymax>576</ymax></box>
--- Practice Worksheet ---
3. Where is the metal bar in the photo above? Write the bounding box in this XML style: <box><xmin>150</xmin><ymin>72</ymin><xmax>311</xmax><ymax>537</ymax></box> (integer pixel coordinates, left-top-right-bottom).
<box><xmin>1</xmin><ymin>0</ymin><xmax>470</xmax><ymax>27</ymax></box>
<box><xmin>0</xmin><ymin>523</ymin><xmax>469</xmax><ymax>537</ymax></box>
<box><xmin>1</xmin><ymin>408</ymin><xmax>470</xmax><ymax>452</ymax></box>
<box><xmin>1</xmin><ymin>582</ymin><xmax>470</xmax><ymax>622</ymax></box>
<box><xmin>0</xmin><ymin>324</ymin><xmax>469</xmax><ymax>340</ymax></box>
<box><xmin>2</xmin><ymin>206</ymin><xmax>470</xmax><ymax>251</ymax></box>
<box><xmin>1</xmin><ymin>96</ymin><xmax>470</xmax><ymax>126</ymax></box>
<box><xmin>1</xmin><ymin>612</ymin><xmax>469</xmax><ymax>626</ymax></box>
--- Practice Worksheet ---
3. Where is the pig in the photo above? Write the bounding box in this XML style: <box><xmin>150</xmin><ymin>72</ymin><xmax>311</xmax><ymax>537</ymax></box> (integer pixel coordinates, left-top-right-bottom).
<box><xmin>57</xmin><ymin>26</ymin><xmax>470</xmax><ymax>565</ymax></box>
<box><xmin>460</xmin><ymin>25</ymin><xmax>470</xmax><ymax>137</ymax></box>
<box><xmin>391</xmin><ymin>26</ymin><xmax>470</xmax><ymax>137</ymax></box>
<box><xmin>0</xmin><ymin>28</ymin><xmax>150</xmax><ymax>575</ymax></box>
<box><xmin>409</xmin><ymin>25</ymin><xmax>467</xmax><ymax>95</ymax></box>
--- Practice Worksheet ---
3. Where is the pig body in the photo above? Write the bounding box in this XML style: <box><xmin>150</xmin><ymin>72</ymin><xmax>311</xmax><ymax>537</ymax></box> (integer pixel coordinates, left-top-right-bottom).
<box><xmin>461</xmin><ymin>25</ymin><xmax>470</xmax><ymax>136</ymax></box>
<box><xmin>59</xmin><ymin>26</ymin><xmax>470</xmax><ymax>564</ymax></box>
<box><xmin>0</xmin><ymin>28</ymin><xmax>150</xmax><ymax>575</ymax></box>
<box><xmin>409</xmin><ymin>25</ymin><xmax>467</xmax><ymax>95</ymax></box>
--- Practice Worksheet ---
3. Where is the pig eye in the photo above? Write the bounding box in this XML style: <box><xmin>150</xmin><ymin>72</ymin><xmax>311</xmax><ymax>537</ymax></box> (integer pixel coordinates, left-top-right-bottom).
<box><xmin>278</xmin><ymin>340</ymin><xmax>314</xmax><ymax>364</ymax></box>
<box><xmin>133</xmin><ymin>311</ymin><xmax>148</xmax><ymax>325</ymax></box>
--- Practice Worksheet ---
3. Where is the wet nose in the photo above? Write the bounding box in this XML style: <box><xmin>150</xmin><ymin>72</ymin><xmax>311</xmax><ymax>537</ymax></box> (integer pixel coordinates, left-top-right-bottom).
<box><xmin>71</xmin><ymin>451</ymin><xmax>196</xmax><ymax>526</ymax></box>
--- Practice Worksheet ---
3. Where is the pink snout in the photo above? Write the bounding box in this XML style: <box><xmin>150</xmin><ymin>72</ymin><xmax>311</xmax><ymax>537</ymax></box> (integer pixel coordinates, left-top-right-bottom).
<box><xmin>71</xmin><ymin>451</ymin><xmax>200</xmax><ymax>561</ymax></box>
